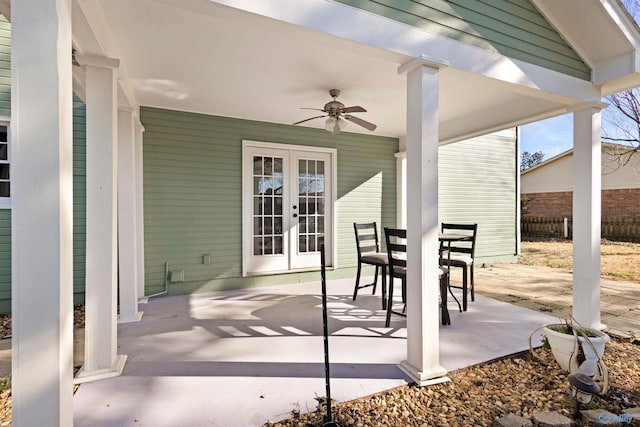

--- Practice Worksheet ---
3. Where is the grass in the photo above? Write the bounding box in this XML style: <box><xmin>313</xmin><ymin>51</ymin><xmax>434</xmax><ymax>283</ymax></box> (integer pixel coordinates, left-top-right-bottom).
<box><xmin>519</xmin><ymin>240</ymin><xmax>640</xmax><ymax>282</ymax></box>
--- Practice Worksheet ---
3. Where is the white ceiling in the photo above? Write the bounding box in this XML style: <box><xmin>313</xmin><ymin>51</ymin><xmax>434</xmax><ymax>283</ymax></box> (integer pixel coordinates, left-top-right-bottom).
<box><xmin>69</xmin><ymin>0</ymin><xmax>640</xmax><ymax>142</ymax></box>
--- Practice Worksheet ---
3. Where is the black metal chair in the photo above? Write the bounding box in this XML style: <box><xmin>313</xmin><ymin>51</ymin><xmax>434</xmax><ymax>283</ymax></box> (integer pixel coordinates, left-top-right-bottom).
<box><xmin>439</xmin><ymin>223</ymin><xmax>478</xmax><ymax>311</ymax></box>
<box><xmin>384</xmin><ymin>227</ymin><xmax>450</xmax><ymax>327</ymax></box>
<box><xmin>353</xmin><ymin>222</ymin><xmax>388</xmax><ymax>310</ymax></box>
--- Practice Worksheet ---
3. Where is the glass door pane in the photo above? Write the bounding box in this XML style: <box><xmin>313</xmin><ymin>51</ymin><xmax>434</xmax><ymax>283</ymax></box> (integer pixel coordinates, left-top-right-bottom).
<box><xmin>252</xmin><ymin>155</ymin><xmax>284</xmax><ymax>256</ymax></box>
<box><xmin>297</xmin><ymin>158</ymin><xmax>325</xmax><ymax>254</ymax></box>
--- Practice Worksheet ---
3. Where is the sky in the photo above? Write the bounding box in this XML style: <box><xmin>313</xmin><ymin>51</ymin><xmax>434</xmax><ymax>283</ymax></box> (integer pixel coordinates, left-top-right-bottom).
<box><xmin>519</xmin><ymin>115</ymin><xmax>574</xmax><ymax>160</ymax></box>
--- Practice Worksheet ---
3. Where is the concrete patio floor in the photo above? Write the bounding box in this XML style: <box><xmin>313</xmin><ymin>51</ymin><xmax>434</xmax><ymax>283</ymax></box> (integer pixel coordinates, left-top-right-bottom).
<box><xmin>73</xmin><ymin>275</ymin><xmax>557</xmax><ymax>427</ymax></box>
<box><xmin>474</xmin><ymin>263</ymin><xmax>640</xmax><ymax>339</ymax></box>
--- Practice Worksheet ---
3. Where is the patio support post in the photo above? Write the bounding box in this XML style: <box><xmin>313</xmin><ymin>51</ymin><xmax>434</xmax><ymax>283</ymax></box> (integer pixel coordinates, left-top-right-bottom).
<box><xmin>135</xmin><ymin>120</ymin><xmax>147</xmax><ymax>302</ymax></box>
<box><xmin>395</xmin><ymin>151</ymin><xmax>407</xmax><ymax>228</ymax></box>
<box><xmin>11</xmin><ymin>1</ymin><xmax>74</xmax><ymax>424</ymax></box>
<box><xmin>572</xmin><ymin>102</ymin><xmax>608</xmax><ymax>330</ymax></box>
<box><xmin>117</xmin><ymin>107</ymin><xmax>143</xmax><ymax>323</ymax></box>
<box><xmin>397</xmin><ymin>56</ymin><xmax>449</xmax><ymax>385</ymax></box>
<box><xmin>75</xmin><ymin>54</ymin><xmax>127</xmax><ymax>382</ymax></box>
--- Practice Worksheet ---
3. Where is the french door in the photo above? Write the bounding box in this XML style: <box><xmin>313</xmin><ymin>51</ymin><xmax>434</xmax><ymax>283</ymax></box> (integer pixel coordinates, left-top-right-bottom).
<box><xmin>242</xmin><ymin>141</ymin><xmax>334</xmax><ymax>275</ymax></box>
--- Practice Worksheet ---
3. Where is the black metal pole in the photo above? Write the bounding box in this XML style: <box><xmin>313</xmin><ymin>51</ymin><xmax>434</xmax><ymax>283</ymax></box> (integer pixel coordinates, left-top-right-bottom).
<box><xmin>320</xmin><ymin>245</ymin><xmax>339</xmax><ymax>426</ymax></box>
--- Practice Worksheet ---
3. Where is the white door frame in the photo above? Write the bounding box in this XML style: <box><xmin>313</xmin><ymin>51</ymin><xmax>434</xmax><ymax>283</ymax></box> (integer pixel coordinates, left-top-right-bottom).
<box><xmin>242</xmin><ymin>140</ymin><xmax>336</xmax><ymax>276</ymax></box>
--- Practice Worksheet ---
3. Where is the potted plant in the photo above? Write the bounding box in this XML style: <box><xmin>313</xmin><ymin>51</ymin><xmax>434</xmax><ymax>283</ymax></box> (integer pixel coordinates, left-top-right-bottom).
<box><xmin>542</xmin><ymin>322</ymin><xmax>609</xmax><ymax>375</ymax></box>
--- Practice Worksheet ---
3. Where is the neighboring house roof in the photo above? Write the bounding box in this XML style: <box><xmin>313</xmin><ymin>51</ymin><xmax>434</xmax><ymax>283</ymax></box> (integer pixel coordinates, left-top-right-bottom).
<box><xmin>521</xmin><ymin>142</ymin><xmax>640</xmax><ymax>192</ymax></box>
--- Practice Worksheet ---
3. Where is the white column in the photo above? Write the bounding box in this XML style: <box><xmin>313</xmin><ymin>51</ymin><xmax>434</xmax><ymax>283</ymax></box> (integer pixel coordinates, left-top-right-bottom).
<box><xmin>75</xmin><ymin>55</ymin><xmax>127</xmax><ymax>383</ymax></box>
<box><xmin>397</xmin><ymin>56</ymin><xmax>449</xmax><ymax>385</ymax></box>
<box><xmin>135</xmin><ymin>120</ymin><xmax>147</xmax><ymax>302</ymax></box>
<box><xmin>395</xmin><ymin>151</ymin><xmax>407</xmax><ymax>228</ymax></box>
<box><xmin>572</xmin><ymin>103</ymin><xmax>607</xmax><ymax>330</ymax></box>
<box><xmin>118</xmin><ymin>108</ymin><xmax>143</xmax><ymax>323</ymax></box>
<box><xmin>11</xmin><ymin>1</ymin><xmax>74</xmax><ymax>425</ymax></box>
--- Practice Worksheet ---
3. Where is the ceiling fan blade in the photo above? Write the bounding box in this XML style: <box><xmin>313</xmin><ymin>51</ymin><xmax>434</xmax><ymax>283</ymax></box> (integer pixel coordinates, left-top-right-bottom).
<box><xmin>301</xmin><ymin>107</ymin><xmax>326</xmax><ymax>112</ymax></box>
<box><xmin>342</xmin><ymin>106</ymin><xmax>366</xmax><ymax>113</ymax></box>
<box><xmin>345</xmin><ymin>115</ymin><xmax>377</xmax><ymax>131</ymax></box>
<box><xmin>293</xmin><ymin>115</ymin><xmax>327</xmax><ymax>125</ymax></box>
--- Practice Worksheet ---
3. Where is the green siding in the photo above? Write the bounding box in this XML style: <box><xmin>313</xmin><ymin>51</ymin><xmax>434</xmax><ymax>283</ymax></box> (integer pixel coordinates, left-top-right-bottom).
<box><xmin>140</xmin><ymin>107</ymin><xmax>397</xmax><ymax>295</ymax></box>
<box><xmin>0</xmin><ymin>16</ymin><xmax>9</xmax><ymax>311</ymax></box>
<box><xmin>72</xmin><ymin>97</ymin><xmax>86</xmax><ymax>301</ymax></box>
<box><xmin>333</xmin><ymin>0</ymin><xmax>590</xmax><ymax>80</ymax></box>
<box><xmin>0</xmin><ymin>210</ymin><xmax>9</xmax><ymax>306</ymax></box>
<box><xmin>439</xmin><ymin>129</ymin><xmax>518</xmax><ymax>263</ymax></box>
<box><xmin>0</xmin><ymin>16</ymin><xmax>8</xmax><ymax>117</ymax></box>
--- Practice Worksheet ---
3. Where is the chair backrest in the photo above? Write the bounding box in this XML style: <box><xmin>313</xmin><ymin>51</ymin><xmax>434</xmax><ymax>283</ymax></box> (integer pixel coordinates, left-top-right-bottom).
<box><xmin>384</xmin><ymin>227</ymin><xmax>406</xmax><ymax>278</ymax></box>
<box><xmin>441</xmin><ymin>223</ymin><xmax>478</xmax><ymax>257</ymax></box>
<box><xmin>353</xmin><ymin>222</ymin><xmax>380</xmax><ymax>256</ymax></box>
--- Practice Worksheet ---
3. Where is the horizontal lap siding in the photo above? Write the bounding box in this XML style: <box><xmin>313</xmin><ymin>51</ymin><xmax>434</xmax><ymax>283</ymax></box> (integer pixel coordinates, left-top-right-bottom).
<box><xmin>0</xmin><ymin>210</ymin><xmax>9</xmax><ymax>305</ymax></box>
<box><xmin>333</xmin><ymin>0</ymin><xmax>590</xmax><ymax>80</ymax></box>
<box><xmin>141</xmin><ymin>107</ymin><xmax>397</xmax><ymax>293</ymax></box>
<box><xmin>73</xmin><ymin>97</ymin><xmax>86</xmax><ymax>301</ymax></box>
<box><xmin>0</xmin><ymin>16</ymin><xmax>9</xmax><ymax>310</ymax></box>
<box><xmin>439</xmin><ymin>129</ymin><xmax>517</xmax><ymax>263</ymax></box>
<box><xmin>0</xmin><ymin>16</ymin><xmax>8</xmax><ymax>117</ymax></box>
<box><xmin>336</xmin><ymin>135</ymin><xmax>397</xmax><ymax>268</ymax></box>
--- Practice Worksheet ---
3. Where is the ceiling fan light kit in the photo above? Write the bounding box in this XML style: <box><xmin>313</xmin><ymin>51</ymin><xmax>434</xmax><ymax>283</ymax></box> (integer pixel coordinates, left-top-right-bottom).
<box><xmin>324</xmin><ymin>117</ymin><xmax>348</xmax><ymax>133</ymax></box>
<box><xmin>293</xmin><ymin>89</ymin><xmax>377</xmax><ymax>134</ymax></box>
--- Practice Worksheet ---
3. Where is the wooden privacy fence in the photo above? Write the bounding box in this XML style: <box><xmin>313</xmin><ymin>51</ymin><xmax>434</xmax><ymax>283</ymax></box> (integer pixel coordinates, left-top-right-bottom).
<box><xmin>521</xmin><ymin>217</ymin><xmax>640</xmax><ymax>242</ymax></box>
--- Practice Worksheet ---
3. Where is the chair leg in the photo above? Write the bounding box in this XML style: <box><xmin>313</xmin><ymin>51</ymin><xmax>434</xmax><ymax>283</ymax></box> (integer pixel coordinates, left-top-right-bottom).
<box><xmin>470</xmin><ymin>264</ymin><xmax>475</xmax><ymax>302</ymax></box>
<box><xmin>401</xmin><ymin>278</ymin><xmax>406</xmax><ymax>314</ymax></box>
<box><xmin>440</xmin><ymin>273</ymin><xmax>451</xmax><ymax>325</ymax></box>
<box><xmin>385</xmin><ymin>276</ymin><xmax>394</xmax><ymax>327</ymax></box>
<box><xmin>461</xmin><ymin>266</ymin><xmax>468</xmax><ymax>312</ymax></box>
<box><xmin>381</xmin><ymin>266</ymin><xmax>387</xmax><ymax>310</ymax></box>
<box><xmin>448</xmin><ymin>279</ymin><xmax>462</xmax><ymax>313</ymax></box>
<box><xmin>353</xmin><ymin>261</ymin><xmax>362</xmax><ymax>301</ymax></box>
<box><xmin>371</xmin><ymin>265</ymin><xmax>379</xmax><ymax>295</ymax></box>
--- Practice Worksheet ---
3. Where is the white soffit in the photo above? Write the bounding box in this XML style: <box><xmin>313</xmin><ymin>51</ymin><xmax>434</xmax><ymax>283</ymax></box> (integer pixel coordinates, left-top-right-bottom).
<box><xmin>72</xmin><ymin>0</ymin><xmax>609</xmax><ymax>140</ymax></box>
<box><xmin>532</xmin><ymin>0</ymin><xmax>640</xmax><ymax>87</ymax></box>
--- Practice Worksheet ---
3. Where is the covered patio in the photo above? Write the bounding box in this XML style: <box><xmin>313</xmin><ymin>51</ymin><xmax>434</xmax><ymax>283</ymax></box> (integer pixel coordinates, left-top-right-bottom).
<box><xmin>9</xmin><ymin>0</ymin><xmax>640</xmax><ymax>425</ymax></box>
<box><xmin>73</xmin><ymin>277</ymin><xmax>556</xmax><ymax>426</ymax></box>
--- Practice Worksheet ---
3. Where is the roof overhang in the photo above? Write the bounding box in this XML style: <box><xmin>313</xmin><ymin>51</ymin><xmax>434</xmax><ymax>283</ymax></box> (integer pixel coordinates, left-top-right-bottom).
<box><xmin>532</xmin><ymin>0</ymin><xmax>640</xmax><ymax>94</ymax></box>
<box><xmin>39</xmin><ymin>0</ymin><xmax>640</xmax><ymax>142</ymax></box>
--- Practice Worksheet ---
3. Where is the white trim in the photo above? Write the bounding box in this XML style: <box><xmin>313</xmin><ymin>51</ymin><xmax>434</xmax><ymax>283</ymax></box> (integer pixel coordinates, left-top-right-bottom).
<box><xmin>134</xmin><ymin>120</ymin><xmax>146</xmax><ymax>299</ymax></box>
<box><xmin>75</xmin><ymin>54</ymin><xmax>120</xmax><ymax>70</ymax></box>
<box><xmin>241</xmin><ymin>140</ymin><xmax>337</xmax><ymax>276</ymax></box>
<box><xmin>72</xmin><ymin>0</ymin><xmax>138</xmax><ymax>109</ymax></box>
<box><xmin>398</xmin><ymin>55</ymin><xmax>449</xmax><ymax>75</ymax></box>
<box><xmin>395</xmin><ymin>151</ymin><xmax>406</xmax><ymax>229</ymax></box>
<box><xmin>116</xmin><ymin>108</ymin><xmax>142</xmax><ymax>323</ymax></box>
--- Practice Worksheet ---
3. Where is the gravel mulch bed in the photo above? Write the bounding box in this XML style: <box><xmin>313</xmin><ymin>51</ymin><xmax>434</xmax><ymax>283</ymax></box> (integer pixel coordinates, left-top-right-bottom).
<box><xmin>266</xmin><ymin>338</ymin><xmax>640</xmax><ymax>426</ymax></box>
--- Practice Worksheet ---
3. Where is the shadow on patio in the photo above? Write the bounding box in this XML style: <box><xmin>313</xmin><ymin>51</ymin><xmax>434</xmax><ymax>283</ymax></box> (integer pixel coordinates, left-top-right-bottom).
<box><xmin>73</xmin><ymin>276</ymin><xmax>557</xmax><ymax>427</ymax></box>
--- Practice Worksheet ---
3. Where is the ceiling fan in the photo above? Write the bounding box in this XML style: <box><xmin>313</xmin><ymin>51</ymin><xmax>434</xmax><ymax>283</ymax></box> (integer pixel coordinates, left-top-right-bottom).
<box><xmin>293</xmin><ymin>89</ymin><xmax>377</xmax><ymax>134</ymax></box>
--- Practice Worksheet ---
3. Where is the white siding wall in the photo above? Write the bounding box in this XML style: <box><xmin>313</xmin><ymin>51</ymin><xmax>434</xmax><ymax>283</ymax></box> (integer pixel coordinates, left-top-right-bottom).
<box><xmin>439</xmin><ymin>129</ymin><xmax>518</xmax><ymax>263</ymax></box>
